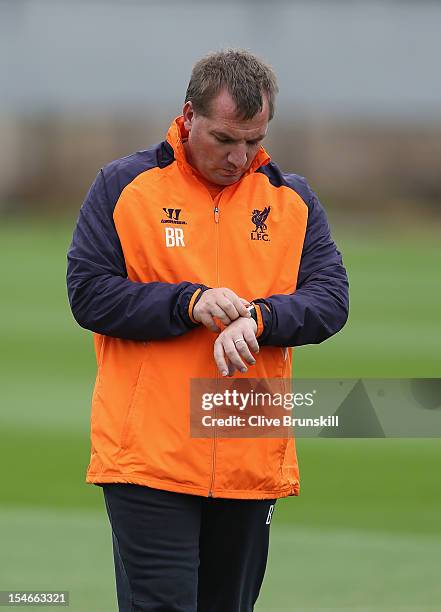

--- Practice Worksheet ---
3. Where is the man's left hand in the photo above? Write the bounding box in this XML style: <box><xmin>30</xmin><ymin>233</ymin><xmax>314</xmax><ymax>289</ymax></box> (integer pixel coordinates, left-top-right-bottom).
<box><xmin>213</xmin><ymin>317</ymin><xmax>259</xmax><ymax>377</ymax></box>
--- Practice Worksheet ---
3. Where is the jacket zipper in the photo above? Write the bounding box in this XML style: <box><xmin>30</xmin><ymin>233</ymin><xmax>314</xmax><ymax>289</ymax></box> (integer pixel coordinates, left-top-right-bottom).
<box><xmin>208</xmin><ymin>199</ymin><xmax>221</xmax><ymax>497</ymax></box>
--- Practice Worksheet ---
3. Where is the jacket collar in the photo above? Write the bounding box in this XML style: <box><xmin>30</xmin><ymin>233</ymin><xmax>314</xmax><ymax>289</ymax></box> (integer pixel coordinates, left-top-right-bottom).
<box><xmin>166</xmin><ymin>116</ymin><xmax>271</xmax><ymax>178</ymax></box>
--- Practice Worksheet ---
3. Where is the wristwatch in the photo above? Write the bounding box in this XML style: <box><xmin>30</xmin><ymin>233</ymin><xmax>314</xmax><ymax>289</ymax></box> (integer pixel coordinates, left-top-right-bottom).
<box><xmin>247</xmin><ymin>304</ymin><xmax>258</xmax><ymax>324</ymax></box>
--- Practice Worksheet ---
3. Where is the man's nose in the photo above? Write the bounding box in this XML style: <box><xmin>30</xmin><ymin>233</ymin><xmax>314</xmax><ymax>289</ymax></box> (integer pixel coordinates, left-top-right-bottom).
<box><xmin>227</xmin><ymin>145</ymin><xmax>247</xmax><ymax>169</ymax></box>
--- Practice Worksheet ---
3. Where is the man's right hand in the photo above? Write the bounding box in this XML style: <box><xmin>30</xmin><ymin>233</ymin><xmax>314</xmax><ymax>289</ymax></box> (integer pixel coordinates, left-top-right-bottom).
<box><xmin>193</xmin><ymin>288</ymin><xmax>251</xmax><ymax>332</ymax></box>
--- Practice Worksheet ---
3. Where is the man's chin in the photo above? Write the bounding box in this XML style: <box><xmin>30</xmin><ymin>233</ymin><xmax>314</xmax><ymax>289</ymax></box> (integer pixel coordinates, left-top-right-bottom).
<box><xmin>215</xmin><ymin>172</ymin><xmax>243</xmax><ymax>185</ymax></box>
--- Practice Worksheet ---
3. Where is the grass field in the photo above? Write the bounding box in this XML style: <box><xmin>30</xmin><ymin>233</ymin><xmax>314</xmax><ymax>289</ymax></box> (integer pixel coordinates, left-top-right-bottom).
<box><xmin>0</xmin><ymin>218</ymin><xmax>440</xmax><ymax>611</ymax></box>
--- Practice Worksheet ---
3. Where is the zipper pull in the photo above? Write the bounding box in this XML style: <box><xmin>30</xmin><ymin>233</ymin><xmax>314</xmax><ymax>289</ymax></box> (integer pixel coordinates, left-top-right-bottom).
<box><xmin>214</xmin><ymin>205</ymin><xmax>219</xmax><ymax>223</ymax></box>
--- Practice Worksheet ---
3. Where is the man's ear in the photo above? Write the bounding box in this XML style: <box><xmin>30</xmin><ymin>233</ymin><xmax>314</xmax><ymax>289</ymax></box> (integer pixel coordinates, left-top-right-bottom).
<box><xmin>183</xmin><ymin>101</ymin><xmax>194</xmax><ymax>131</ymax></box>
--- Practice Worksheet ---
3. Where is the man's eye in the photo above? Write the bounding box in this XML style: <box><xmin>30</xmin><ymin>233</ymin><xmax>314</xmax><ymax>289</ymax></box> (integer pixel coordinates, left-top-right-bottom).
<box><xmin>215</xmin><ymin>136</ymin><xmax>230</xmax><ymax>143</ymax></box>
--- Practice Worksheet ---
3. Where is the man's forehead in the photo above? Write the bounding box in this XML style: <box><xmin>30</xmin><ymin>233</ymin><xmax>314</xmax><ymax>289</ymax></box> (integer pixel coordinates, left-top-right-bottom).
<box><xmin>204</xmin><ymin>89</ymin><xmax>269</xmax><ymax>137</ymax></box>
<box><xmin>208</xmin><ymin>88</ymin><xmax>268</xmax><ymax>117</ymax></box>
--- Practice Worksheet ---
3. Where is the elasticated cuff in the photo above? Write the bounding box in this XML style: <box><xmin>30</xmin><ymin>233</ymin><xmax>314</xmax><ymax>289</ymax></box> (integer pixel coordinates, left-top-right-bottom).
<box><xmin>251</xmin><ymin>299</ymin><xmax>273</xmax><ymax>343</ymax></box>
<box><xmin>179</xmin><ymin>284</ymin><xmax>211</xmax><ymax>328</ymax></box>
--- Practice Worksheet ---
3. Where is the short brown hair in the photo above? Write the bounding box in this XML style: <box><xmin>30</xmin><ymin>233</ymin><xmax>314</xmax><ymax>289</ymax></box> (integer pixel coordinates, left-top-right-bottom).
<box><xmin>185</xmin><ymin>49</ymin><xmax>278</xmax><ymax>121</ymax></box>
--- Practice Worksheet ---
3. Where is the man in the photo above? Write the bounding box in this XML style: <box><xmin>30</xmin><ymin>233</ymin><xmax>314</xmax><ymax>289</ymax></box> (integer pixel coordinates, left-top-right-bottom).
<box><xmin>67</xmin><ymin>49</ymin><xmax>348</xmax><ymax>612</ymax></box>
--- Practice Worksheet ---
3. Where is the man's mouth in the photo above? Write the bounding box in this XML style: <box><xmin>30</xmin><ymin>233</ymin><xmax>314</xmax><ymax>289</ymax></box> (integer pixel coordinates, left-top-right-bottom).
<box><xmin>222</xmin><ymin>169</ymin><xmax>243</xmax><ymax>176</ymax></box>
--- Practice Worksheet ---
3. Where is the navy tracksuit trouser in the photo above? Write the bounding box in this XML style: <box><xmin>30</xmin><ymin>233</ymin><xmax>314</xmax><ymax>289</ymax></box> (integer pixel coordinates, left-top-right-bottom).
<box><xmin>102</xmin><ymin>484</ymin><xmax>276</xmax><ymax>612</ymax></box>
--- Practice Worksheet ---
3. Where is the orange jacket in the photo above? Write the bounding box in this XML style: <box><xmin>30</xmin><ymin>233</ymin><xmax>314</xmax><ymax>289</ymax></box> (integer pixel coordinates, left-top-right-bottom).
<box><xmin>67</xmin><ymin>117</ymin><xmax>348</xmax><ymax>499</ymax></box>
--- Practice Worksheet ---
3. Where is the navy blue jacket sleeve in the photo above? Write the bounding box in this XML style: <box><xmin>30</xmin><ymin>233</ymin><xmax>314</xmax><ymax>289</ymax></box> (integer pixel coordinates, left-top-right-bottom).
<box><xmin>66</xmin><ymin>169</ymin><xmax>208</xmax><ymax>341</ymax></box>
<box><xmin>255</xmin><ymin>179</ymin><xmax>349</xmax><ymax>347</ymax></box>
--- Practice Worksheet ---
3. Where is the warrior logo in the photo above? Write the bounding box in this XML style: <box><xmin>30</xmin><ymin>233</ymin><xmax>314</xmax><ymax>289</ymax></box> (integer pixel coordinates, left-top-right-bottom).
<box><xmin>161</xmin><ymin>208</ymin><xmax>187</xmax><ymax>225</ymax></box>
<box><xmin>251</xmin><ymin>206</ymin><xmax>270</xmax><ymax>242</ymax></box>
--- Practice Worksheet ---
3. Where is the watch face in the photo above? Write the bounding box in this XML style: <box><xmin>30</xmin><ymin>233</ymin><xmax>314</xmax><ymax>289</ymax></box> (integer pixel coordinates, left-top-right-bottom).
<box><xmin>248</xmin><ymin>305</ymin><xmax>258</xmax><ymax>322</ymax></box>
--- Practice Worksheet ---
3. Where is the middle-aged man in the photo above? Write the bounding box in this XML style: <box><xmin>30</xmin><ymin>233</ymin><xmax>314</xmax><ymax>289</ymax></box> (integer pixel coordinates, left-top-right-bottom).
<box><xmin>67</xmin><ymin>49</ymin><xmax>349</xmax><ymax>612</ymax></box>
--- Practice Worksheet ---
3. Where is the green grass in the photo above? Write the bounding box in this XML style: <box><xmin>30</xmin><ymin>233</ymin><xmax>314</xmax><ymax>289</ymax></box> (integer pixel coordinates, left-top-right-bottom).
<box><xmin>294</xmin><ymin>227</ymin><xmax>441</xmax><ymax>378</ymax></box>
<box><xmin>258</xmin><ymin>525</ymin><xmax>441</xmax><ymax>611</ymax></box>
<box><xmin>0</xmin><ymin>218</ymin><xmax>440</xmax><ymax>611</ymax></box>
<box><xmin>0</xmin><ymin>508</ymin><xmax>115</xmax><ymax>611</ymax></box>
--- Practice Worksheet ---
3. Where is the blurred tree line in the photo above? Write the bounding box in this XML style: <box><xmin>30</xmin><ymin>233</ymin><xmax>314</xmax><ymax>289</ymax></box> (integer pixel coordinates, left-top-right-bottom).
<box><xmin>1</xmin><ymin>113</ymin><xmax>439</xmax><ymax>221</ymax></box>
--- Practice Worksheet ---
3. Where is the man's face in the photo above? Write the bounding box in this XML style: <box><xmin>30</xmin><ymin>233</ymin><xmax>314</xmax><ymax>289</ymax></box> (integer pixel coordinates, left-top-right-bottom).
<box><xmin>182</xmin><ymin>89</ymin><xmax>270</xmax><ymax>186</ymax></box>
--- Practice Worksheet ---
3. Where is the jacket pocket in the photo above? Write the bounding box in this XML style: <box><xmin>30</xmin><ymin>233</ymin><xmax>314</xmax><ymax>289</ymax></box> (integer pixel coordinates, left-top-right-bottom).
<box><xmin>119</xmin><ymin>359</ymin><xmax>146</xmax><ymax>451</ymax></box>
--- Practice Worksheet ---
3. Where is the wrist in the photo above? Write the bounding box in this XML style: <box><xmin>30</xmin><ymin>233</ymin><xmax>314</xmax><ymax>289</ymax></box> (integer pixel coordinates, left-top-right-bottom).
<box><xmin>188</xmin><ymin>286</ymin><xmax>210</xmax><ymax>324</ymax></box>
